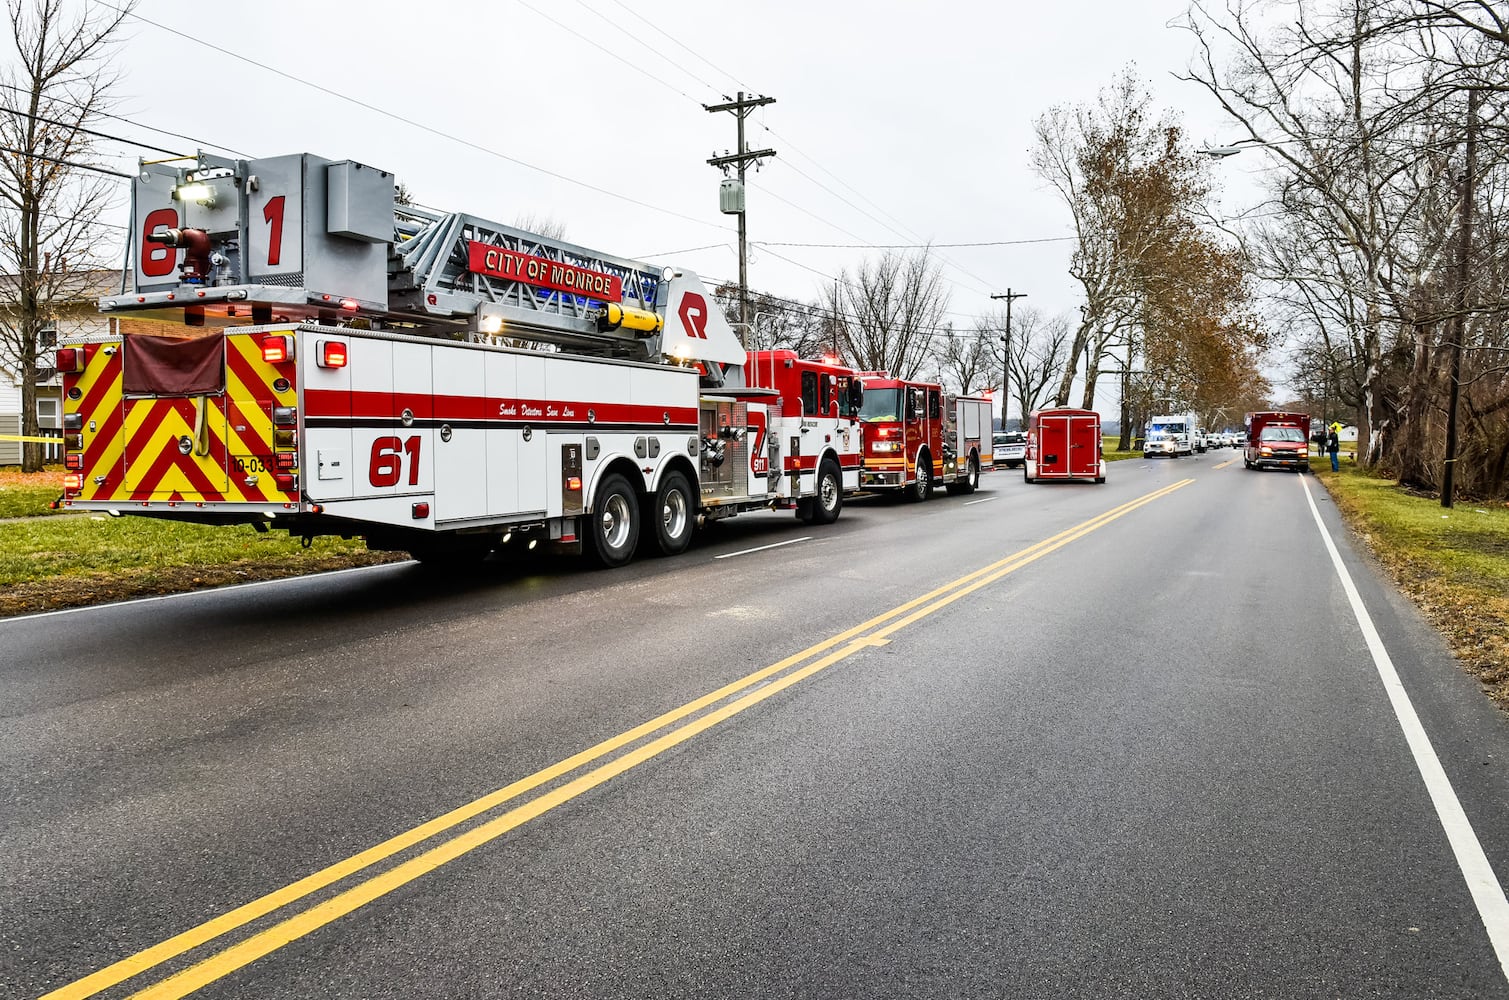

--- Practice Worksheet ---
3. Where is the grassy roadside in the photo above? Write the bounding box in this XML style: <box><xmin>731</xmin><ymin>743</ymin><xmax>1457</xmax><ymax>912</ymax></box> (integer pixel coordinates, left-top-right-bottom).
<box><xmin>1312</xmin><ymin>460</ymin><xmax>1509</xmax><ymax>712</ymax></box>
<box><xmin>0</xmin><ymin>465</ymin><xmax>69</xmax><ymax>518</ymax></box>
<box><xmin>0</xmin><ymin>469</ymin><xmax>401</xmax><ymax>617</ymax></box>
<box><xmin>1103</xmin><ymin>436</ymin><xmax>1140</xmax><ymax>462</ymax></box>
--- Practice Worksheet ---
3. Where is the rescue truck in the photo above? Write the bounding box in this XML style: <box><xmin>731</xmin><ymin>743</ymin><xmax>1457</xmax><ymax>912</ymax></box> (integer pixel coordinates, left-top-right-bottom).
<box><xmin>855</xmin><ymin>374</ymin><xmax>993</xmax><ymax>500</ymax></box>
<box><xmin>58</xmin><ymin>151</ymin><xmax>867</xmax><ymax>566</ymax></box>
<box><xmin>1243</xmin><ymin>411</ymin><xmax>1311</xmax><ymax>473</ymax></box>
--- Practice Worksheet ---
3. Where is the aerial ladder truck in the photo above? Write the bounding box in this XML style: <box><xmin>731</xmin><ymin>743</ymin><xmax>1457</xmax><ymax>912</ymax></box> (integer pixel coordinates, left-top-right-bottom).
<box><xmin>57</xmin><ymin>152</ymin><xmax>865</xmax><ymax>566</ymax></box>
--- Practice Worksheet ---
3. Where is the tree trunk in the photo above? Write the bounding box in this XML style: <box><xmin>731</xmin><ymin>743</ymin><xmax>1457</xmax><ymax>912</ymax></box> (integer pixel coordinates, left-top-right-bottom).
<box><xmin>1053</xmin><ymin>320</ymin><xmax>1092</xmax><ymax>407</ymax></box>
<box><xmin>20</xmin><ymin>354</ymin><xmax>41</xmax><ymax>473</ymax></box>
<box><xmin>1395</xmin><ymin>318</ymin><xmax>1436</xmax><ymax>489</ymax></box>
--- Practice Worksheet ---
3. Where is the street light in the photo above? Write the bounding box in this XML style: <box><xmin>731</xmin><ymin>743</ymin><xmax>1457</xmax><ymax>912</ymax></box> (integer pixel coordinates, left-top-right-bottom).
<box><xmin>990</xmin><ymin>288</ymin><xmax>1026</xmax><ymax>431</ymax></box>
<box><xmin>1199</xmin><ymin>136</ymin><xmax>1303</xmax><ymax>158</ymax></box>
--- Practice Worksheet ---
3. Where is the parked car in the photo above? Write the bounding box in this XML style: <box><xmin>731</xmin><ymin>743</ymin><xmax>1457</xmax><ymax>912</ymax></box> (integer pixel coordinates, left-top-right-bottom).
<box><xmin>993</xmin><ymin>430</ymin><xmax>1027</xmax><ymax>468</ymax></box>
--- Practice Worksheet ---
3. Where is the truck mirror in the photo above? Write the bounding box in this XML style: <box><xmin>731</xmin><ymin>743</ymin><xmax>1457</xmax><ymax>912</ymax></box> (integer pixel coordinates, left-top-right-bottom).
<box><xmin>847</xmin><ymin>380</ymin><xmax>864</xmax><ymax>411</ymax></box>
<box><xmin>819</xmin><ymin>373</ymin><xmax>833</xmax><ymax>413</ymax></box>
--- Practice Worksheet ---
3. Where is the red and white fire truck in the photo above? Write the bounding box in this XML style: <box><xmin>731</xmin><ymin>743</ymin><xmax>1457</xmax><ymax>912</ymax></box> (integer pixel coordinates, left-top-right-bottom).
<box><xmin>58</xmin><ymin>152</ymin><xmax>867</xmax><ymax>566</ymax></box>
<box><xmin>855</xmin><ymin>374</ymin><xmax>994</xmax><ymax>500</ymax></box>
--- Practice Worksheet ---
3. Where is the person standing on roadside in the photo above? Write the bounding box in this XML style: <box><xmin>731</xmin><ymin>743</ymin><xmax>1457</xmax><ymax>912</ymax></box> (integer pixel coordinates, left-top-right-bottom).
<box><xmin>1327</xmin><ymin>425</ymin><xmax>1340</xmax><ymax>472</ymax></box>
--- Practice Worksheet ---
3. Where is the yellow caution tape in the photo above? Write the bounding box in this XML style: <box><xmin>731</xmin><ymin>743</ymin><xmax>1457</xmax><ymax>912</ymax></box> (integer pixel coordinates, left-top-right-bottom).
<box><xmin>0</xmin><ymin>434</ymin><xmax>63</xmax><ymax>444</ymax></box>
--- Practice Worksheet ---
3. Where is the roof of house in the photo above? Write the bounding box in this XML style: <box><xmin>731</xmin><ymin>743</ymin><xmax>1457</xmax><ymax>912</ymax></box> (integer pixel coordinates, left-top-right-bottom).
<box><xmin>0</xmin><ymin>268</ymin><xmax>122</xmax><ymax>311</ymax></box>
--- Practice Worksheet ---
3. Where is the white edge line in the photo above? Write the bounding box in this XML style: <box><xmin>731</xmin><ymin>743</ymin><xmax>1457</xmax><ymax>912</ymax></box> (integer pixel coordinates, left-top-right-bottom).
<box><xmin>713</xmin><ymin>536</ymin><xmax>813</xmax><ymax>560</ymax></box>
<box><xmin>0</xmin><ymin>562</ymin><xmax>410</xmax><ymax>624</ymax></box>
<box><xmin>1301</xmin><ymin>475</ymin><xmax>1509</xmax><ymax>982</ymax></box>
<box><xmin>963</xmin><ymin>497</ymin><xmax>997</xmax><ymax>506</ymax></box>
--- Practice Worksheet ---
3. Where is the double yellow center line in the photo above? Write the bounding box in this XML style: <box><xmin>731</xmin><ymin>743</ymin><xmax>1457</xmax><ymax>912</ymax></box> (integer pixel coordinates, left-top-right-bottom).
<box><xmin>48</xmin><ymin>478</ymin><xmax>1192</xmax><ymax>1000</ymax></box>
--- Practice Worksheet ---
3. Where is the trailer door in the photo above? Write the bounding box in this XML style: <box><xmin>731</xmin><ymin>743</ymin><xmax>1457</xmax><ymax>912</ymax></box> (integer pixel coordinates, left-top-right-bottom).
<box><xmin>1038</xmin><ymin>413</ymin><xmax>1070</xmax><ymax>476</ymax></box>
<box><xmin>1070</xmin><ymin>415</ymin><xmax>1100</xmax><ymax>478</ymax></box>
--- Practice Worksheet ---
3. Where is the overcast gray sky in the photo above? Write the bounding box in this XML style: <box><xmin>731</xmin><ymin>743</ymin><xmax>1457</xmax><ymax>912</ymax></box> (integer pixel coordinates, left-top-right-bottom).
<box><xmin>95</xmin><ymin>0</ymin><xmax>1272</xmax><ymax>410</ymax></box>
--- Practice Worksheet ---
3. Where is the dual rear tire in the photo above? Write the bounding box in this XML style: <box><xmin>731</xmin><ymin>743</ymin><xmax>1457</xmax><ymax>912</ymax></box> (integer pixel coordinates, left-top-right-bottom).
<box><xmin>588</xmin><ymin>470</ymin><xmax>695</xmax><ymax>567</ymax></box>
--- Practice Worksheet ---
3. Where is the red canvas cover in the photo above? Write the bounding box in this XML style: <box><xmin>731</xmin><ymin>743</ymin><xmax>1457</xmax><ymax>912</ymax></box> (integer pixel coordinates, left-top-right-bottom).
<box><xmin>123</xmin><ymin>333</ymin><xmax>225</xmax><ymax>395</ymax></box>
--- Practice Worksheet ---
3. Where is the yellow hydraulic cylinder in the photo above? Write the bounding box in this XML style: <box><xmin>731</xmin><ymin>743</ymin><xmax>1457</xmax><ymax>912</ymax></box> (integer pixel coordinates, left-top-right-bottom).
<box><xmin>601</xmin><ymin>302</ymin><xmax>664</xmax><ymax>334</ymax></box>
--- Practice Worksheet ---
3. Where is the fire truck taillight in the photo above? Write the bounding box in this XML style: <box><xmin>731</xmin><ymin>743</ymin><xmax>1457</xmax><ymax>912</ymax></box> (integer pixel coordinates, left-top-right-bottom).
<box><xmin>56</xmin><ymin>348</ymin><xmax>84</xmax><ymax>373</ymax></box>
<box><xmin>274</xmin><ymin>474</ymin><xmax>297</xmax><ymax>492</ymax></box>
<box><xmin>411</xmin><ymin>502</ymin><xmax>430</xmax><ymax>519</ymax></box>
<box><xmin>272</xmin><ymin>407</ymin><xmax>297</xmax><ymax>449</ymax></box>
<box><xmin>261</xmin><ymin>335</ymin><xmax>294</xmax><ymax>364</ymax></box>
<box><xmin>64</xmin><ymin>454</ymin><xmax>83</xmax><ymax>471</ymax></box>
<box><xmin>318</xmin><ymin>341</ymin><xmax>348</xmax><ymax>368</ymax></box>
<box><xmin>63</xmin><ymin>473</ymin><xmax>83</xmax><ymax>491</ymax></box>
<box><xmin>274</xmin><ymin>452</ymin><xmax>296</xmax><ymax>469</ymax></box>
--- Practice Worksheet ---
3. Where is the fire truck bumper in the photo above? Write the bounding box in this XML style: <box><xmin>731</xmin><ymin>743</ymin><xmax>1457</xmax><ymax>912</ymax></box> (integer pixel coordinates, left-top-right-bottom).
<box><xmin>861</xmin><ymin>470</ymin><xmax>905</xmax><ymax>488</ymax></box>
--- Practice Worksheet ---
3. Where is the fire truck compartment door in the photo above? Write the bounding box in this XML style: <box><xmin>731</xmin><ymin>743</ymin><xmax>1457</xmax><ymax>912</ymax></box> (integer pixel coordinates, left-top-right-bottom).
<box><xmin>121</xmin><ymin>396</ymin><xmax>230</xmax><ymax>496</ymax></box>
<box><xmin>434</xmin><ymin>347</ymin><xmax>488</xmax><ymax>522</ymax></box>
<box><xmin>483</xmin><ymin>352</ymin><xmax>548</xmax><ymax>518</ymax></box>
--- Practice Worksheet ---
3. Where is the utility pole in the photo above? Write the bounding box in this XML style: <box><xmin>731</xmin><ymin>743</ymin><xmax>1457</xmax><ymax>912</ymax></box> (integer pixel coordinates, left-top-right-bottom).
<box><xmin>990</xmin><ymin>289</ymin><xmax>1027</xmax><ymax>431</ymax></box>
<box><xmin>706</xmin><ymin>92</ymin><xmax>776</xmax><ymax>346</ymax></box>
<box><xmin>1442</xmin><ymin>89</ymin><xmax>1477</xmax><ymax>510</ymax></box>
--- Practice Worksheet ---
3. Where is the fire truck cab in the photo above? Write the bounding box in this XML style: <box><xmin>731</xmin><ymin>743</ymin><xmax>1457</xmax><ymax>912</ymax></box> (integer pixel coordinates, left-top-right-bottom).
<box><xmin>744</xmin><ymin>350</ymin><xmax>865</xmax><ymax>523</ymax></box>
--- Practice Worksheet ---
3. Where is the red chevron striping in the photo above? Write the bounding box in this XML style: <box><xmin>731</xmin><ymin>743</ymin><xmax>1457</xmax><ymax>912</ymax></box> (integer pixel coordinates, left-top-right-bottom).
<box><xmin>77</xmin><ymin>347</ymin><xmax>123</xmax><ymax>419</ymax></box>
<box><xmin>125</xmin><ymin>399</ymin><xmax>226</xmax><ymax>500</ymax></box>
<box><xmin>225</xmin><ymin>338</ymin><xmax>278</xmax><ymax>401</ymax></box>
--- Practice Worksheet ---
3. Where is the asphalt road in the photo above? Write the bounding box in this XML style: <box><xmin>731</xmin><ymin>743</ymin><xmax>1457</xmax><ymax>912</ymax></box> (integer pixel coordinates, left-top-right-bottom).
<box><xmin>3</xmin><ymin>450</ymin><xmax>1508</xmax><ymax>999</ymax></box>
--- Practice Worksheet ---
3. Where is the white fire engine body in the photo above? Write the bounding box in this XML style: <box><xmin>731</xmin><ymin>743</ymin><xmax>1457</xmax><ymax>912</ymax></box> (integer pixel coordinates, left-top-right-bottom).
<box><xmin>61</xmin><ymin>152</ymin><xmax>863</xmax><ymax>565</ymax></box>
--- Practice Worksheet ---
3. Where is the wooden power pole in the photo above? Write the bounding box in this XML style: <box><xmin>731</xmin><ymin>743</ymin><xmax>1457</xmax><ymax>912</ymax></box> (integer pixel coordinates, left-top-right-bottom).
<box><xmin>706</xmin><ymin>93</ymin><xmax>776</xmax><ymax>345</ymax></box>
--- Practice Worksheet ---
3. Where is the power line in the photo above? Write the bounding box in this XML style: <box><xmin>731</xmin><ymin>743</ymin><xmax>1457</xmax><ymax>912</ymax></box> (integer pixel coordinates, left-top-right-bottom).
<box><xmin>101</xmin><ymin>2</ymin><xmax>732</xmax><ymax>233</ymax></box>
<box><xmin>605</xmin><ymin>0</ymin><xmax>748</xmax><ymax>97</ymax></box>
<box><xmin>517</xmin><ymin>0</ymin><xmax>702</xmax><ymax>104</ymax></box>
<box><xmin>757</xmin><ymin>236</ymin><xmax>1078</xmax><ymax>249</ymax></box>
<box><xmin>584</xmin><ymin>1</ymin><xmax>1000</xmax><ymax>299</ymax></box>
<box><xmin>573</xmin><ymin>0</ymin><xmax>727</xmax><ymax>96</ymax></box>
<box><xmin>2</xmin><ymin>106</ymin><xmax>185</xmax><ymax>158</ymax></box>
<box><xmin>0</xmin><ymin>81</ymin><xmax>250</xmax><ymax>158</ymax></box>
<box><xmin>0</xmin><ymin>146</ymin><xmax>129</xmax><ymax>178</ymax></box>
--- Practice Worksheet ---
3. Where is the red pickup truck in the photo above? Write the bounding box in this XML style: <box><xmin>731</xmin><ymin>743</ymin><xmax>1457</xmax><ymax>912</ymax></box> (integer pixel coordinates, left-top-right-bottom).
<box><xmin>1243</xmin><ymin>412</ymin><xmax>1312</xmax><ymax>473</ymax></box>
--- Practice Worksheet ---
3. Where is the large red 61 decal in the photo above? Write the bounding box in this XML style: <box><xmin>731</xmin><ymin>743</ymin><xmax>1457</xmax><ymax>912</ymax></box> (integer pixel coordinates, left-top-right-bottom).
<box><xmin>369</xmin><ymin>435</ymin><xmax>422</xmax><ymax>487</ymax></box>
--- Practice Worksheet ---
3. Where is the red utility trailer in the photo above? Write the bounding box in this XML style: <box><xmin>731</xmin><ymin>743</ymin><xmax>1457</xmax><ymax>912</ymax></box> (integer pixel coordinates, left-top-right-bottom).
<box><xmin>1025</xmin><ymin>408</ymin><xmax>1106</xmax><ymax>484</ymax></box>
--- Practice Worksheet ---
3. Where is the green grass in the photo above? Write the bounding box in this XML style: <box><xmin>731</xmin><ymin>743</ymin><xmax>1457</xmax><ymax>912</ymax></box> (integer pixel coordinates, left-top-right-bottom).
<box><xmin>1316</xmin><ymin>464</ymin><xmax>1509</xmax><ymax>593</ymax></box>
<box><xmin>0</xmin><ymin>482</ymin><xmax>64</xmax><ymax>518</ymax></box>
<box><xmin>1103</xmin><ymin>436</ymin><xmax>1140</xmax><ymax>462</ymax></box>
<box><xmin>0</xmin><ymin>515</ymin><xmax>371</xmax><ymax>587</ymax></box>
<box><xmin>1315</xmin><ymin>462</ymin><xmax>1509</xmax><ymax>709</ymax></box>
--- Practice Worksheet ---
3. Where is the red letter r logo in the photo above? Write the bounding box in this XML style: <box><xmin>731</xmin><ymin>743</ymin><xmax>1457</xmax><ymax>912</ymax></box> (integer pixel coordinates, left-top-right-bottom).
<box><xmin>678</xmin><ymin>292</ymin><xmax>709</xmax><ymax>340</ymax></box>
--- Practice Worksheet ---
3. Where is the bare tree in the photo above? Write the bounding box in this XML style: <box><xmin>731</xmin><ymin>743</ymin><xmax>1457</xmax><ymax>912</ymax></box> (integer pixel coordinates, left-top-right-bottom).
<box><xmin>512</xmin><ymin>212</ymin><xmax>567</xmax><ymax>241</ymax></box>
<box><xmin>1002</xmin><ymin>306</ymin><xmax>1071</xmax><ymax>428</ymax></box>
<box><xmin>0</xmin><ymin>0</ymin><xmax>131</xmax><ymax>471</ymax></box>
<box><xmin>830</xmin><ymin>248</ymin><xmax>949</xmax><ymax>379</ymax></box>
<box><xmin>936</xmin><ymin>320</ymin><xmax>996</xmax><ymax>394</ymax></box>
<box><xmin>709</xmin><ymin>282</ymin><xmax>833</xmax><ymax>359</ymax></box>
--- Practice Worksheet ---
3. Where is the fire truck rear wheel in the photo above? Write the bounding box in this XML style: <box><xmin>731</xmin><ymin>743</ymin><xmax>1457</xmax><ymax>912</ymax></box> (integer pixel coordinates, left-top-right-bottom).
<box><xmin>801</xmin><ymin>458</ymin><xmax>843</xmax><ymax>525</ymax></box>
<box><xmin>650</xmin><ymin>470</ymin><xmax>694</xmax><ymax>557</ymax></box>
<box><xmin>908</xmin><ymin>453</ymin><xmax>932</xmax><ymax>502</ymax></box>
<box><xmin>589</xmin><ymin>473</ymin><xmax>640</xmax><ymax>568</ymax></box>
<box><xmin>948</xmin><ymin>454</ymin><xmax>979</xmax><ymax>495</ymax></box>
